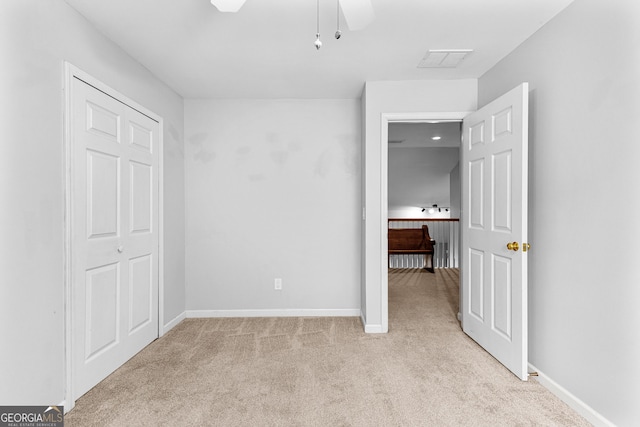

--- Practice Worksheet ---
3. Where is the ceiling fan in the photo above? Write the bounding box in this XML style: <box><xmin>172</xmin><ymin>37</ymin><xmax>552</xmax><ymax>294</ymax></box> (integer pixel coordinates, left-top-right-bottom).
<box><xmin>210</xmin><ymin>0</ymin><xmax>374</xmax><ymax>30</ymax></box>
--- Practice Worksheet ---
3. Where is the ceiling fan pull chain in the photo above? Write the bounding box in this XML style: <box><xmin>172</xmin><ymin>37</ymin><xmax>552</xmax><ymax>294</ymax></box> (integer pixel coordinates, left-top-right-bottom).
<box><xmin>315</xmin><ymin>0</ymin><xmax>323</xmax><ymax>50</ymax></box>
<box><xmin>335</xmin><ymin>0</ymin><xmax>342</xmax><ymax>39</ymax></box>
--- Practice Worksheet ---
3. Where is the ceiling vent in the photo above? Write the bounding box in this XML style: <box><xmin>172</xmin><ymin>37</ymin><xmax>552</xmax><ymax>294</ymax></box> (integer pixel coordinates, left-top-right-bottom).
<box><xmin>418</xmin><ymin>49</ymin><xmax>473</xmax><ymax>68</ymax></box>
<box><xmin>388</xmin><ymin>140</ymin><xmax>404</xmax><ymax>144</ymax></box>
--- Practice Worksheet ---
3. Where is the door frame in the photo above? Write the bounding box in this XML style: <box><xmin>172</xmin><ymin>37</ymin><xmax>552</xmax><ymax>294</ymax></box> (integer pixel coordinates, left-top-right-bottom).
<box><xmin>63</xmin><ymin>62</ymin><xmax>165</xmax><ymax>412</ymax></box>
<box><xmin>379</xmin><ymin>112</ymin><xmax>470</xmax><ymax>333</ymax></box>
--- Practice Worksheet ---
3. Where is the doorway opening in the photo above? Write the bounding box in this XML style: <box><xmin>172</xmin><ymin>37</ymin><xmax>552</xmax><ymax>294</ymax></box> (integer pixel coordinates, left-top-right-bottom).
<box><xmin>374</xmin><ymin>83</ymin><xmax>529</xmax><ymax>379</ymax></box>
<box><xmin>386</xmin><ymin>120</ymin><xmax>462</xmax><ymax>330</ymax></box>
<box><xmin>379</xmin><ymin>112</ymin><xmax>469</xmax><ymax>333</ymax></box>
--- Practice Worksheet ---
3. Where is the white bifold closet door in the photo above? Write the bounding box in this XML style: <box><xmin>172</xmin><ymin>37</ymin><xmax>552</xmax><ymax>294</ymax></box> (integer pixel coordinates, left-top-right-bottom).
<box><xmin>71</xmin><ymin>77</ymin><xmax>159</xmax><ymax>399</ymax></box>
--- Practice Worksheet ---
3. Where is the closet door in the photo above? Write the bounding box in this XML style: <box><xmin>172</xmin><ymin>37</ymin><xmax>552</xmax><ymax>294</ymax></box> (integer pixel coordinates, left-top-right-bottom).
<box><xmin>72</xmin><ymin>76</ymin><xmax>159</xmax><ymax>399</ymax></box>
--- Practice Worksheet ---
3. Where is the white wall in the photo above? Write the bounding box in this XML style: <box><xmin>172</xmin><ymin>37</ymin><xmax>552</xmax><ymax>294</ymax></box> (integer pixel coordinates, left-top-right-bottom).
<box><xmin>184</xmin><ymin>99</ymin><xmax>361</xmax><ymax>315</ymax></box>
<box><xmin>479</xmin><ymin>0</ymin><xmax>640</xmax><ymax>424</ymax></box>
<box><xmin>0</xmin><ymin>0</ymin><xmax>185</xmax><ymax>405</ymax></box>
<box><xmin>388</xmin><ymin>146</ymin><xmax>459</xmax><ymax>215</ymax></box>
<box><xmin>362</xmin><ymin>80</ymin><xmax>477</xmax><ymax>331</ymax></box>
<box><xmin>449</xmin><ymin>162</ymin><xmax>461</xmax><ymax>219</ymax></box>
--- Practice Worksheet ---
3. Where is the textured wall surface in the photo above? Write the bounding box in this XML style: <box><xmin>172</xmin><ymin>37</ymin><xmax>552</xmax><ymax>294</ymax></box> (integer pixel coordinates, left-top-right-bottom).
<box><xmin>185</xmin><ymin>99</ymin><xmax>361</xmax><ymax>314</ymax></box>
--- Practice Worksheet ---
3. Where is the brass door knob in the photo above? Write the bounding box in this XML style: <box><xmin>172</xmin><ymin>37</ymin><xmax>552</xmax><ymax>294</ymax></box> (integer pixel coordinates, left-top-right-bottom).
<box><xmin>506</xmin><ymin>242</ymin><xmax>519</xmax><ymax>251</ymax></box>
<box><xmin>523</xmin><ymin>243</ymin><xmax>531</xmax><ymax>252</ymax></box>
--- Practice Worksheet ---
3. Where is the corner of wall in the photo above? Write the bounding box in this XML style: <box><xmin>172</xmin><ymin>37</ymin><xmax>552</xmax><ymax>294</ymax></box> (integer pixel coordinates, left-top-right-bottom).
<box><xmin>162</xmin><ymin>311</ymin><xmax>187</xmax><ymax>336</ymax></box>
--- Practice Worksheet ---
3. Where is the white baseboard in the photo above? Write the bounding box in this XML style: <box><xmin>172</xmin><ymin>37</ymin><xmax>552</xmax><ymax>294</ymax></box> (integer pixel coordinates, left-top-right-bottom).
<box><xmin>363</xmin><ymin>323</ymin><xmax>385</xmax><ymax>333</ymax></box>
<box><xmin>529</xmin><ymin>363</ymin><xmax>614</xmax><ymax>427</ymax></box>
<box><xmin>186</xmin><ymin>308</ymin><xmax>360</xmax><ymax>318</ymax></box>
<box><xmin>359</xmin><ymin>312</ymin><xmax>386</xmax><ymax>333</ymax></box>
<box><xmin>162</xmin><ymin>311</ymin><xmax>186</xmax><ymax>335</ymax></box>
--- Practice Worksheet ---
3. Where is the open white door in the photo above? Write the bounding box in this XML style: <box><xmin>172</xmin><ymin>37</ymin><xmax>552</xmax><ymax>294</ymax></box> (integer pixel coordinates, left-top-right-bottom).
<box><xmin>461</xmin><ymin>83</ymin><xmax>529</xmax><ymax>380</ymax></box>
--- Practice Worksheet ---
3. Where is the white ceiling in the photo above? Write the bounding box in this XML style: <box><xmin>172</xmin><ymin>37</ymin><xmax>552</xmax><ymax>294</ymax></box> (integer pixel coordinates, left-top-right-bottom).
<box><xmin>63</xmin><ymin>0</ymin><xmax>574</xmax><ymax>99</ymax></box>
<box><xmin>388</xmin><ymin>122</ymin><xmax>461</xmax><ymax>148</ymax></box>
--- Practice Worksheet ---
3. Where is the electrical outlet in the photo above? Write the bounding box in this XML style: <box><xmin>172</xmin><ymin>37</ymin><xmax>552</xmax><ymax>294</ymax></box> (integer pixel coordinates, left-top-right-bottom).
<box><xmin>274</xmin><ymin>278</ymin><xmax>282</xmax><ymax>290</ymax></box>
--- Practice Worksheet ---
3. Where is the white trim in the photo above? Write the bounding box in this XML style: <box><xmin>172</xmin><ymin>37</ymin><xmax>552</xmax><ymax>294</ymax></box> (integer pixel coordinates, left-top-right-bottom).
<box><xmin>187</xmin><ymin>309</ymin><xmax>361</xmax><ymax>318</ymax></box>
<box><xmin>529</xmin><ymin>364</ymin><xmax>614</xmax><ymax>427</ymax></box>
<box><xmin>63</xmin><ymin>62</ymin><xmax>74</xmax><ymax>414</ymax></box>
<box><xmin>380</xmin><ymin>114</ymin><xmax>389</xmax><ymax>334</ymax></box>
<box><xmin>359</xmin><ymin>311</ymin><xmax>385</xmax><ymax>333</ymax></box>
<box><xmin>158</xmin><ymin>123</ymin><xmax>165</xmax><ymax>338</ymax></box>
<box><xmin>162</xmin><ymin>311</ymin><xmax>186</xmax><ymax>335</ymax></box>
<box><xmin>63</xmin><ymin>62</ymin><xmax>165</xmax><ymax>411</ymax></box>
<box><xmin>378</xmin><ymin>112</ymin><xmax>470</xmax><ymax>334</ymax></box>
<box><xmin>363</xmin><ymin>323</ymin><xmax>385</xmax><ymax>333</ymax></box>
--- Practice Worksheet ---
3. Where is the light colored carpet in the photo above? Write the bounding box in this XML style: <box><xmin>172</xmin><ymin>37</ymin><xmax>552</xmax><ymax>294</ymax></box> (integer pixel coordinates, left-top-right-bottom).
<box><xmin>66</xmin><ymin>268</ymin><xmax>591</xmax><ymax>426</ymax></box>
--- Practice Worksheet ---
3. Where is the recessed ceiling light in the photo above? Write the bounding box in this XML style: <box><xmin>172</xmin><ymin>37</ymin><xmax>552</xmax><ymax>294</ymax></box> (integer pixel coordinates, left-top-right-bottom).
<box><xmin>432</xmin><ymin>136</ymin><xmax>442</xmax><ymax>141</ymax></box>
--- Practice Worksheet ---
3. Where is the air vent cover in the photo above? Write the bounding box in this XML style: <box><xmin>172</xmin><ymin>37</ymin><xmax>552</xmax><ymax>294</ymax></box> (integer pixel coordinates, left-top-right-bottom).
<box><xmin>418</xmin><ymin>49</ymin><xmax>473</xmax><ymax>68</ymax></box>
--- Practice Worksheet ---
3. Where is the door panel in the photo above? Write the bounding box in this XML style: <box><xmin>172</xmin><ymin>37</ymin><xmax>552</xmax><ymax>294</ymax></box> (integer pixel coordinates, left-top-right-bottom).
<box><xmin>87</xmin><ymin>150</ymin><xmax>120</xmax><ymax>238</ymax></box>
<box><xmin>492</xmin><ymin>254</ymin><xmax>512</xmax><ymax>339</ymax></box>
<box><xmin>129</xmin><ymin>254</ymin><xmax>153</xmax><ymax>333</ymax></box>
<box><xmin>130</xmin><ymin>161</ymin><xmax>152</xmax><ymax>233</ymax></box>
<box><xmin>469</xmin><ymin>159</ymin><xmax>484</xmax><ymax>228</ymax></box>
<box><xmin>492</xmin><ymin>151</ymin><xmax>512</xmax><ymax>231</ymax></box>
<box><xmin>72</xmin><ymin>77</ymin><xmax>159</xmax><ymax>399</ymax></box>
<box><xmin>462</xmin><ymin>83</ymin><xmax>528</xmax><ymax>380</ymax></box>
<box><xmin>469</xmin><ymin>249</ymin><xmax>484</xmax><ymax>321</ymax></box>
<box><xmin>85</xmin><ymin>263</ymin><xmax>120</xmax><ymax>361</ymax></box>
<box><xmin>86</xmin><ymin>101</ymin><xmax>120</xmax><ymax>141</ymax></box>
<box><xmin>129</xmin><ymin>120</ymin><xmax>153</xmax><ymax>153</ymax></box>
